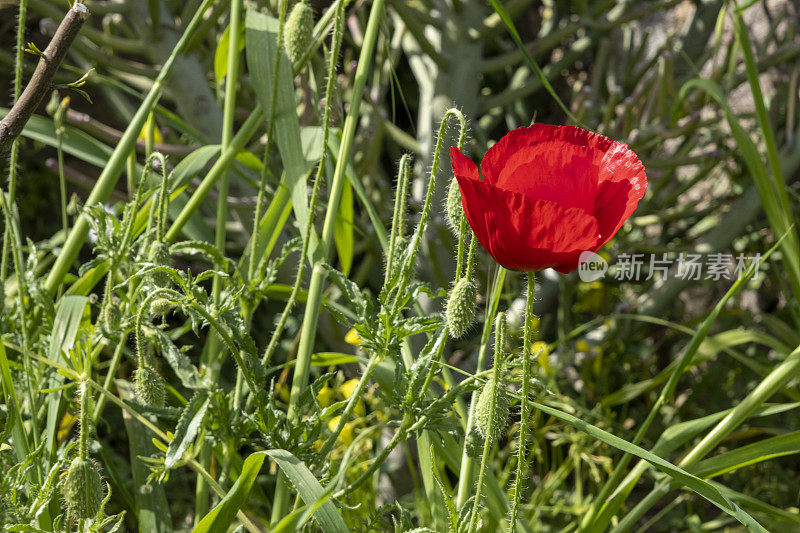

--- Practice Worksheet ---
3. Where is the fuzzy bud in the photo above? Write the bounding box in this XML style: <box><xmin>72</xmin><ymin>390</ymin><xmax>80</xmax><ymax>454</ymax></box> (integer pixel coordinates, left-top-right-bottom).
<box><xmin>465</xmin><ymin>426</ymin><xmax>483</xmax><ymax>458</ymax></box>
<box><xmin>284</xmin><ymin>2</ymin><xmax>313</xmax><ymax>65</ymax></box>
<box><xmin>147</xmin><ymin>241</ymin><xmax>171</xmax><ymax>287</ymax></box>
<box><xmin>445</xmin><ymin>178</ymin><xmax>463</xmax><ymax>233</ymax></box>
<box><xmin>150</xmin><ymin>298</ymin><xmax>174</xmax><ymax>317</ymax></box>
<box><xmin>474</xmin><ymin>375</ymin><xmax>509</xmax><ymax>446</ymax></box>
<box><xmin>445</xmin><ymin>277</ymin><xmax>477</xmax><ymax>339</ymax></box>
<box><xmin>101</xmin><ymin>301</ymin><xmax>120</xmax><ymax>333</ymax></box>
<box><xmin>60</xmin><ymin>458</ymin><xmax>103</xmax><ymax>519</ymax></box>
<box><xmin>134</xmin><ymin>366</ymin><xmax>166</xmax><ymax>408</ymax></box>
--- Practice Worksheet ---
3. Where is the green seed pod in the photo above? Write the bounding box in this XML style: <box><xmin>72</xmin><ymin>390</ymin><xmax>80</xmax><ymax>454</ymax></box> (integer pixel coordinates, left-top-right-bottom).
<box><xmin>445</xmin><ymin>277</ymin><xmax>477</xmax><ymax>339</ymax></box>
<box><xmin>134</xmin><ymin>366</ymin><xmax>166</xmax><ymax>408</ymax></box>
<box><xmin>474</xmin><ymin>375</ymin><xmax>509</xmax><ymax>446</ymax></box>
<box><xmin>101</xmin><ymin>301</ymin><xmax>120</xmax><ymax>333</ymax></box>
<box><xmin>465</xmin><ymin>426</ymin><xmax>483</xmax><ymax>458</ymax></box>
<box><xmin>284</xmin><ymin>2</ymin><xmax>313</xmax><ymax>65</ymax></box>
<box><xmin>150</xmin><ymin>298</ymin><xmax>173</xmax><ymax>317</ymax></box>
<box><xmin>445</xmin><ymin>178</ymin><xmax>463</xmax><ymax>232</ymax></box>
<box><xmin>147</xmin><ymin>241</ymin><xmax>171</xmax><ymax>287</ymax></box>
<box><xmin>60</xmin><ymin>458</ymin><xmax>103</xmax><ymax>520</ymax></box>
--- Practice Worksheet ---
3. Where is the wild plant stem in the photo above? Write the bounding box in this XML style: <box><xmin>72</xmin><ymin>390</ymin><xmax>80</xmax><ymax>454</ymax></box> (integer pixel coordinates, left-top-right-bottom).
<box><xmin>0</xmin><ymin>0</ymin><xmax>29</xmax><ymax>338</ymax></box>
<box><xmin>456</xmin><ymin>265</ymin><xmax>505</xmax><ymax>508</ymax></box>
<box><xmin>274</xmin><ymin>0</ymin><xmax>386</xmax><ymax>521</ymax></box>
<box><xmin>510</xmin><ymin>273</ymin><xmax>535</xmax><ymax>531</ymax></box>
<box><xmin>467</xmin><ymin>314</ymin><xmax>506</xmax><ymax>533</ymax></box>
<box><xmin>198</xmin><ymin>0</ymin><xmax>243</xmax><ymax>513</ymax></box>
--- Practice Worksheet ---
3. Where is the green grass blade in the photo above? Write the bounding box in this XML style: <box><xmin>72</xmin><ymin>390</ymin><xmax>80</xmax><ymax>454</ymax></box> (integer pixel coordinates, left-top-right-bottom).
<box><xmin>44</xmin><ymin>295</ymin><xmax>88</xmax><ymax>461</ymax></box>
<box><xmin>245</xmin><ymin>11</ymin><xmax>318</xmax><ymax>260</ymax></box>
<box><xmin>529</xmin><ymin>400</ymin><xmax>768</xmax><ymax>532</ymax></box>
<box><xmin>264</xmin><ymin>449</ymin><xmax>349</xmax><ymax>533</ymax></box>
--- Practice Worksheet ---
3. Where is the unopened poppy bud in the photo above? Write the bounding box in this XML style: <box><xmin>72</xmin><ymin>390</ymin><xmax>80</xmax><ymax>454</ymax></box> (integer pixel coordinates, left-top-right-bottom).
<box><xmin>147</xmin><ymin>241</ymin><xmax>171</xmax><ymax>287</ymax></box>
<box><xmin>284</xmin><ymin>2</ymin><xmax>313</xmax><ymax>65</ymax></box>
<box><xmin>445</xmin><ymin>277</ymin><xmax>476</xmax><ymax>339</ymax></box>
<box><xmin>445</xmin><ymin>178</ymin><xmax>463</xmax><ymax>232</ymax></box>
<box><xmin>101</xmin><ymin>302</ymin><xmax>120</xmax><ymax>333</ymax></box>
<box><xmin>134</xmin><ymin>366</ymin><xmax>166</xmax><ymax>407</ymax></box>
<box><xmin>60</xmin><ymin>458</ymin><xmax>103</xmax><ymax>519</ymax></box>
<box><xmin>474</xmin><ymin>375</ymin><xmax>509</xmax><ymax>446</ymax></box>
<box><xmin>465</xmin><ymin>426</ymin><xmax>483</xmax><ymax>458</ymax></box>
<box><xmin>150</xmin><ymin>298</ymin><xmax>173</xmax><ymax>317</ymax></box>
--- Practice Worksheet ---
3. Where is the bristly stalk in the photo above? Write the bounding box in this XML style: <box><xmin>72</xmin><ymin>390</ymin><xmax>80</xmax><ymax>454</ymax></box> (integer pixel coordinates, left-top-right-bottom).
<box><xmin>78</xmin><ymin>380</ymin><xmax>91</xmax><ymax>461</ymax></box>
<box><xmin>1</xmin><ymin>0</ymin><xmax>28</xmax><ymax>325</ymax></box>
<box><xmin>248</xmin><ymin>0</ymin><xmax>287</xmax><ymax>282</ymax></box>
<box><xmin>385</xmin><ymin>154</ymin><xmax>412</xmax><ymax>284</ymax></box>
<box><xmin>455</xmin><ymin>265</ymin><xmax>506</xmax><ymax>508</ymax></box>
<box><xmin>510</xmin><ymin>273</ymin><xmax>536</xmax><ymax>531</ymax></box>
<box><xmin>467</xmin><ymin>312</ymin><xmax>507</xmax><ymax>533</ymax></box>
<box><xmin>276</xmin><ymin>0</ymin><xmax>386</xmax><ymax>522</ymax></box>
<box><xmin>391</xmin><ymin>108</ymin><xmax>467</xmax><ymax>315</ymax></box>
<box><xmin>257</xmin><ymin>0</ymin><xmax>344</xmax><ymax>374</ymax></box>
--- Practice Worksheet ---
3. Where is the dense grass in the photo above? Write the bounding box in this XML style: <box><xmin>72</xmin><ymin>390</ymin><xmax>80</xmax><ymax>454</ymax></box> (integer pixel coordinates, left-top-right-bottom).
<box><xmin>1</xmin><ymin>0</ymin><xmax>800</xmax><ymax>531</ymax></box>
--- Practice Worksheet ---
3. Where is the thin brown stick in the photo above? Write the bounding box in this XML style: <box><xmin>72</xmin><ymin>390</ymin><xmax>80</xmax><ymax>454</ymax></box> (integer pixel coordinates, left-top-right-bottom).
<box><xmin>0</xmin><ymin>3</ymin><xmax>89</xmax><ymax>155</ymax></box>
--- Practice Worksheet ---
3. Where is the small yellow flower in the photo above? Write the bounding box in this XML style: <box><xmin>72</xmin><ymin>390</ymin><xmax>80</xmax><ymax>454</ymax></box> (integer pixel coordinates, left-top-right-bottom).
<box><xmin>316</xmin><ymin>385</ymin><xmax>334</xmax><ymax>408</ymax></box>
<box><xmin>327</xmin><ymin>416</ymin><xmax>356</xmax><ymax>445</ymax></box>
<box><xmin>576</xmin><ymin>340</ymin><xmax>590</xmax><ymax>353</ymax></box>
<box><xmin>532</xmin><ymin>341</ymin><xmax>550</xmax><ymax>374</ymax></box>
<box><xmin>340</xmin><ymin>379</ymin><xmax>365</xmax><ymax>416</ymax></box>
<box><xmin>345</xmin><ymin>328</ymin><xmax>362</xmax><ymax>345</ymax></box>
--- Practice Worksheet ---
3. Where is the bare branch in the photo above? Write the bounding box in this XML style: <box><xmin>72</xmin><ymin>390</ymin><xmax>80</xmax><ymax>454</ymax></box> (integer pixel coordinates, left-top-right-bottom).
<box><xmin>0</xmin><ymin>3</ymin><xmax>89</xmax><ymax>155</ymax></box>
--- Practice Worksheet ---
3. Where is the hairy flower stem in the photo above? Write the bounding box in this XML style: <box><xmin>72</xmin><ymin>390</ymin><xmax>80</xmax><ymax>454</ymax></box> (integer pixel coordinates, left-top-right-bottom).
<box><xmin>0</xmin><ymin>195</ymin><xmax>41</xmax><ymax>478</ymax></box>
<box><xmin>78</xmin><ymin>380</ymin><xmax>91</xmax><ymax>460</ymax></box>
<box><xmin>385</xmin><ymin>154</ymin><xmax>411</xmax><ymax>284</ymax></box>
<box><xmin>275</xmin><ymin>1</ymin><xmax>386</xmax><ymax>521</ymax></box>
<box><xmin>391</xmin><ymin>108</ymin><xmax>467</xmax><ymax>316</ymax></box>
<box><xmin>509</xmin><ymin>273</ymin><xmax>536</xmax><ymax>530</ymax></box>
<box><xmin>238</xmin><ymin>0</ymin><xmax>346</xmax><ymax>419</ymax></box>
<box><xmin>467</xmin><ymin>314</ymin><xmax>506</xmax><ymax>533</ymax></box>
<box><xmin>248</xmin><ymin>0</ymin><xmax>286</xmax><ymax>282</ymax></box>
<box><xmin>0</xmin><ymin>0</ymin><xmax>28</xmax><ymax>329</ymax></box>
<box><xmin>455</xmin><ymin>265</ymin><xmax>505</xmax><ymax>508</ymax></box>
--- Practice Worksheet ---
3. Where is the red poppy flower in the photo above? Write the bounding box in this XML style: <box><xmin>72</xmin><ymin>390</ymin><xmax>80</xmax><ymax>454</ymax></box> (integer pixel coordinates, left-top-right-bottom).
<box><xmin>450</xmin><ymin>124</ymin><xmax>646</xmax><ymax>273</ymax></box>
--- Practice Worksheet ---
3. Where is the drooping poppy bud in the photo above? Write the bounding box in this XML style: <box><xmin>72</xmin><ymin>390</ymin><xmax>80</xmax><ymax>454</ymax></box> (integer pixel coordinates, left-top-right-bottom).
<box><xmin>451</xmin><ymin>125</ymin><xmax>646</xmax><ymax>272</ymax></box>
<box><xmin>134</xmin><ymin>366</ymin><xmax>166</xmax><ymax>408</ymax></box>
<box><xmin>474</xmin><ymin>375</ymin><xmax>509</xmax><ymax>446</ymax></box>
<box><xmin>101</xmin><ymin>301</ymin><xmax>120</xmax><ymax>333</ymax></box>
<box><xmin>60</xmin><ymin>458</ymin><xmax>104</xmax><ymax>519</ymax></box>
<box><xmin>445</xmin><ymin>277</ymin><xmax>477</xmax><ymax>339</ymax></box>
<box><xmin>284</xmin><ymin>2</ymin><xmax>313</xmax><ymax>65</ymax></box>
<box><xmin>147</xmin><ymin>241</ymin><xmax>171</xmax><ymax>287</ymax></box>
<box><xmin>445</xmin><ymin>178</ymin><xmax>463</xmax><ymax>233</ymax></box>
<box><xmin>465</xmin><ymin>426</ymin><xmax>483</xmax><ymax>458</ymax></box>
<box><xmin>150</xmin><ymin>298</ymin><xmax>174</xmax><ymax>317</ymax></box>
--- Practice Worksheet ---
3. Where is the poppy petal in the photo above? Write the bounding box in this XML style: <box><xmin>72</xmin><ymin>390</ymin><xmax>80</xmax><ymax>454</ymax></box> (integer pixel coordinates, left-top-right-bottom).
<box><xmin>450</xmin><ymin>146</ymin><xmax>479</xmax><ymax>181</ymax></box>
<box><xmin>456</xmin><ymin>175</ymin><xmax>600</xmax><ymax>272</ymax></box>
<box><xmin>594</xmin><ymin>143</ymin><xmax>647</xmax><ymax>247</ymax></box>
